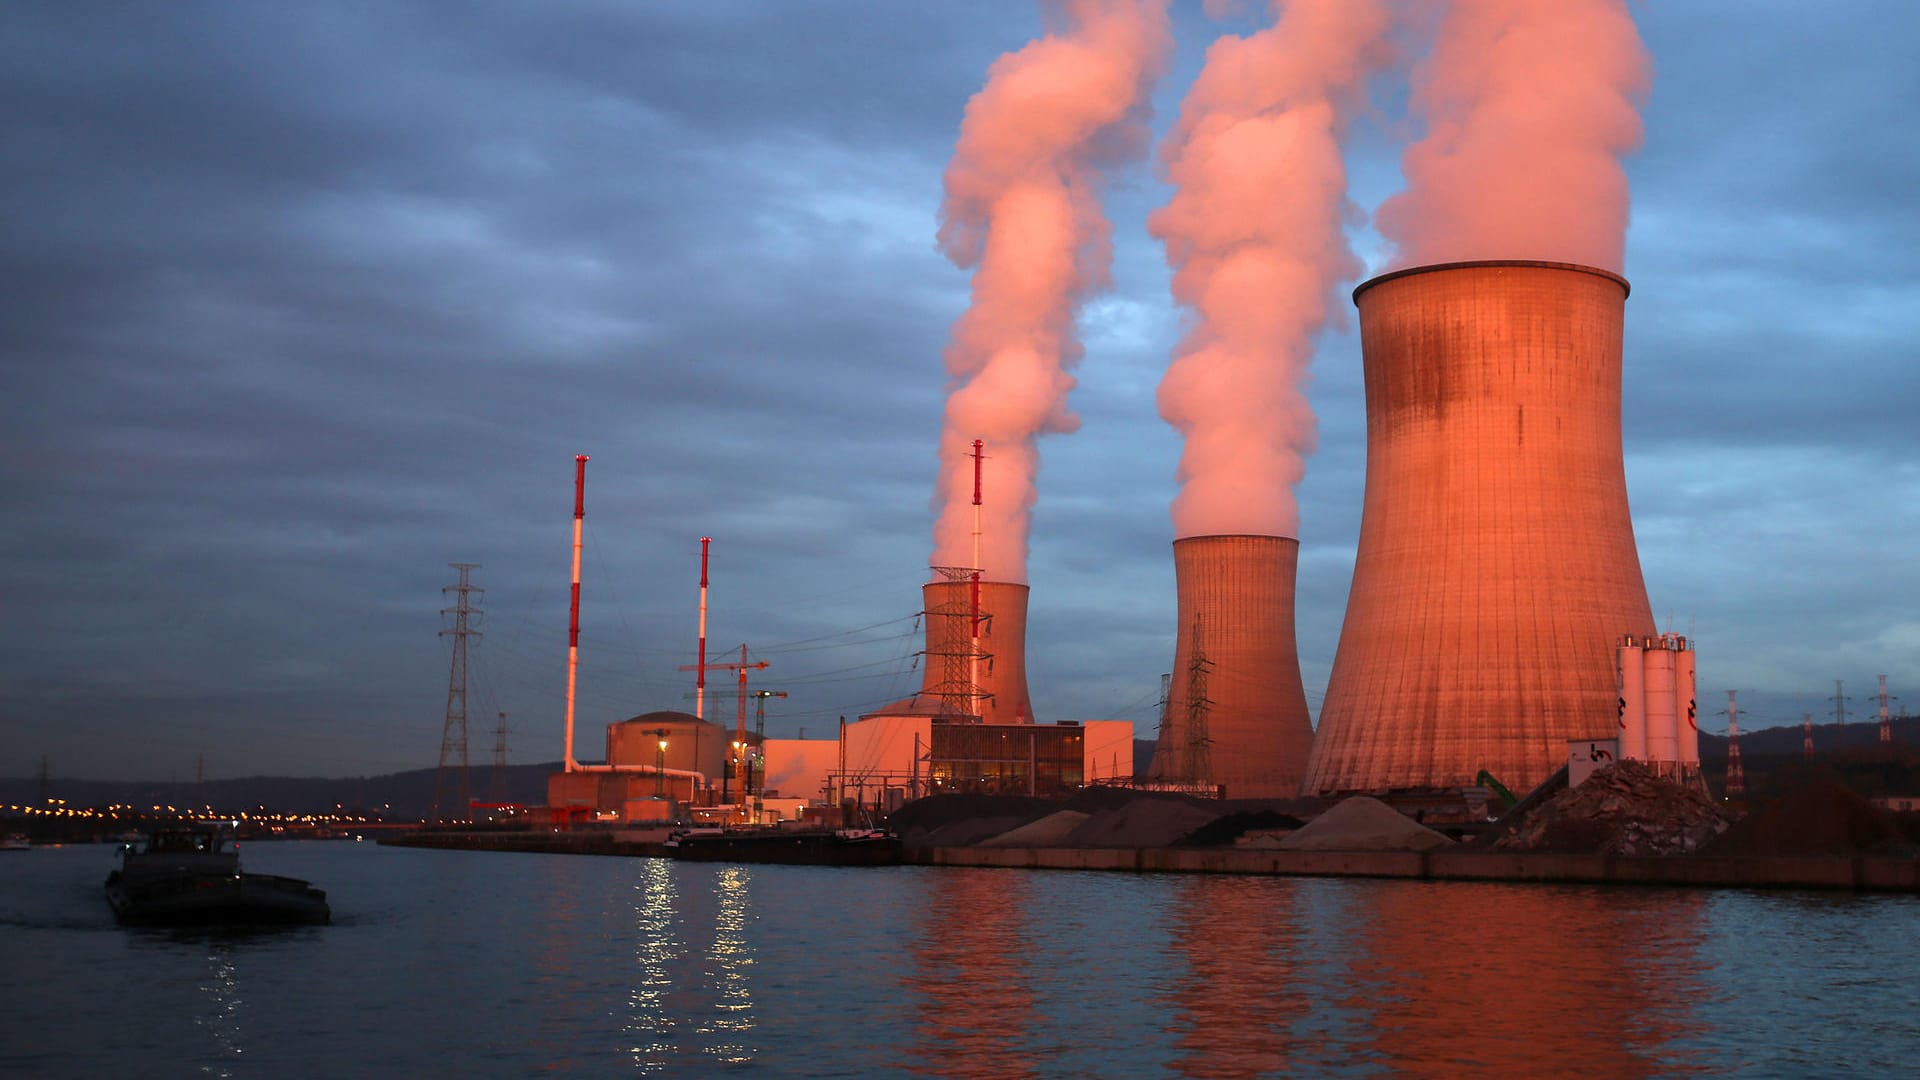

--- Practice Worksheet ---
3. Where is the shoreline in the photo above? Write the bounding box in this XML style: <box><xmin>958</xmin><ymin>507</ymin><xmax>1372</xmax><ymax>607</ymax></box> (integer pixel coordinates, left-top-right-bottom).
<box><xmin>906</xmin><ymin>845</ymin><xmax>1920</xmax><ymax>891</ymax></box>
<box><xmin>379</xmin><ymin>830</ymin><xmax>1920</xmax><ymax>891</ymax></box>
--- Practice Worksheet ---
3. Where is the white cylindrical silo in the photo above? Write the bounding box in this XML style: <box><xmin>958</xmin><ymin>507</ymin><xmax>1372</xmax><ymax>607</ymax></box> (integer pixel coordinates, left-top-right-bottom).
<box><xmin>1617</xmin><ymin>639</ymin><xmax>1646</xmax><ymax>762</ymax></box>
<box><xmin>1643</xmin><ymin>643</ymin><xmax>1677</xmax><ymax>770</ymax></box>
<box><xmin>1674</xmin><ymin>638</ymin><xmax>1698</xmax><ymax>771</ymax></box>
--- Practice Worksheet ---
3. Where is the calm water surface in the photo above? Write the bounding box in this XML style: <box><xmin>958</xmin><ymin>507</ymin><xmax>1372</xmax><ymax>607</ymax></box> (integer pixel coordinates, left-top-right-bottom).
<box><xmin>3</xmin><ymin>840</ymin><xmax>1917</xmax><ymax>1077</ymax></box>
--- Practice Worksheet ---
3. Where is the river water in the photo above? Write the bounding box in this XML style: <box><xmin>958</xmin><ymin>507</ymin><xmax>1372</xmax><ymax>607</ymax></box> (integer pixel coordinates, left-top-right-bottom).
<box><xmin>3</xmin><ymin>840</ymin><xmax>1917</xmax><ymax>1077</ymax></box>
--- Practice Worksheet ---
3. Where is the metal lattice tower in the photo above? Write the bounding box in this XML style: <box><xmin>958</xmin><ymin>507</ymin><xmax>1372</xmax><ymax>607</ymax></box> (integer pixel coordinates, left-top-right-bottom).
<box><xmin>1182</xmin><ymin>618</ymin><xmax>1214</xmax><ymax>789</ymax></box>
<box><xmin>488</xmin><ymin>712</ymin><xmax>510</xmax><ymax>804</ymax></box>
<box><xmin>1153</xmin><ymin>672</ymin><xmax>1173</xmax><ymax>757</ymax></box>
<box><xmin>434</xmin><ymin>563</ymin><xmax>482</xmax><ymax>822</ymax></box>
<box><xmin>1832</xmin><ymin>680</ymin><xmax>1849</xmax><ymax>730</ymax></box>
<box><xmin>1877</xmin><ymin>675</ymin><xmax>1896</xmax><ymax>746</ymax></box>
<box><xmin>921</xmin><ymin>565</ymin><xmax>992</xmax><ymax>720</ymax></box>
<box><xmin>1724</xmin><ymin>691</ymin><xmax>1745</xmax><ymax>798</ymax></box>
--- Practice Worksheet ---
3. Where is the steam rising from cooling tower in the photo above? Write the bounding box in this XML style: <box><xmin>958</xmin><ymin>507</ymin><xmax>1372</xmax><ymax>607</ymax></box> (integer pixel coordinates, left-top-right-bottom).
<box><xmin>931</xmin><ymin>0</ymin><xmax>1172</xmax><ymax>582</ymax></box>
<box><xmin>1377</xmin><ymin>0</ymin><xmax>1651</xmax><ymax>272</ymax></box>
<box><xmin>1148</xmin><ymin>535</ymin><xmax>1314</xmax><ymax>798</ymax></box>
<box><xmin>1304</xmin><ymin>261</ymin><xmax>1657</xmax><ymax>795</ymax></box>
<box><xmin>1151</xmin><ymin>0</ymin><xmax>1388</xmax><ymax>539</ymax></box>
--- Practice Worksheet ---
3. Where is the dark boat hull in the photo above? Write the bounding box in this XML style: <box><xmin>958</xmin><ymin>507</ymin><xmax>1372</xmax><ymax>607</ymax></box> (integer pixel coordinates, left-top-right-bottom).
<box><xmin>666</xmin><ymin>830</ymin><xmax>902</xmax><ymax>866</ymax></box>
<box><xmin>106</xmin><ymin>871</ymin><xmax>331</xmax><ymax>927</ymax></box>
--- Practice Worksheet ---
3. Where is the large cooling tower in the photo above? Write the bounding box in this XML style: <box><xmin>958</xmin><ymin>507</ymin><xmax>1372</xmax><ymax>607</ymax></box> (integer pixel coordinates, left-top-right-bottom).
<box><xmin>1304</xmin><ymin>261</ymin><xmax>1656</xmax><ymax>795</ymax></box>
<box><xmin>912</xmin><ymin>579</ymin><xmax>1035</xmax><ymax>725</ymax></box>
<box><xmin>1148</xmin><ymin>535</ymin><xmax>1314</xmax><ymax>798</ymax></box>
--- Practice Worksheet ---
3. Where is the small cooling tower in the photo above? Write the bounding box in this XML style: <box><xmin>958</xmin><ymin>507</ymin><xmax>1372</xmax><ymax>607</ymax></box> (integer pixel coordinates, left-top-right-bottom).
<box><xmin>909</xmin><ymin>578</ymin><xmax>1035</xmax><ymax>725</ymax></box>
<box><xmin>1305</xmin><ymin>261</ymin><xmax>1656</xmax><ymax>795</ymax></box>
<box><xmin>1148</xmin><ymin>535</ymin><xmax>1314</xmax><ymax>798</ymax></box>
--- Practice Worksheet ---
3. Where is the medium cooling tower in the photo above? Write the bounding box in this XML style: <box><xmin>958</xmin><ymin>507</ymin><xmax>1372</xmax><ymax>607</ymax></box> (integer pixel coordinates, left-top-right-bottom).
<box><xmin>911</xmin><ymin>579</ymin><xmax>1035</xmax><ymax>725</ymax></box>
<box><xmin>1148</xmin><ymin>535</ymin><xmax>1314</xmax><ymax>798</ymax></box>
<box><xmin>1305</xmin><ymin>261</ymin><xmax>1656</xmax><ymax>795</ymax></box>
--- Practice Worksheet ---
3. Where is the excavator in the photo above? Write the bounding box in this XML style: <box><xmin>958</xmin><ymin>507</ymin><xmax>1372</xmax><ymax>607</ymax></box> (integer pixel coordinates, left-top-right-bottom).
<box><xmin>1475</xmin><ymin>769</ymin><xmax>1518</xmax><ymax>810</ymax></box>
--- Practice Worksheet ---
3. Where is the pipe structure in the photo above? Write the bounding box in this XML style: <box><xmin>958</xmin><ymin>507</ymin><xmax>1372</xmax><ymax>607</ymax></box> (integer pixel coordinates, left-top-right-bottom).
<box><xmin>1306</xmin><ymin>261</ymin><xmax>1656</xmax><ymax>795</ymax></box>
<box><xmin>970</xmin><ymin>439</ymin><xmax>983</xmax><ymax>709</ymax></box>
<box><xmin>696</xmin><ymin>537</ymin><xmax>710</xmax><ymax>721</ymax></box>
<box><xmin>1148</xmin><ymin>535</ymin><xmax>1314</xmax><ymax>798</ymax></box>
<box><xmin>563</xmin><ymin>454</ymin><xmax>588</xmax><ymax>772</ymax></box>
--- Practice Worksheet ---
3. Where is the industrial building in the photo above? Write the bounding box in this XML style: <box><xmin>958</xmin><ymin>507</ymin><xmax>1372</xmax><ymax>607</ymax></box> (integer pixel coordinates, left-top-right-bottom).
<box><xmin>1305</xmin><ymin>260</ymin><xmax>1658</xmax><ymax>797</ymax></box>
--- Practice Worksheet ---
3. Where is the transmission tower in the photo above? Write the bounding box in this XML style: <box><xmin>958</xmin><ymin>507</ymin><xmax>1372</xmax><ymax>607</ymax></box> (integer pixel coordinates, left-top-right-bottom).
<box><xmin>1183</xmin><ymin>618</ymin><xmax>1214</xmax><ymax>790</ymax></box>
<box><xmin>922</xmin><ymin>565</ymin><xmax>992</xmax><ymax>720</ymax></box>
<box><xmin>488</xmin><ymin>711</ymin><xmax>511</xmax><ymax>804</ymax></box>
<box><xmin>1832</xmin><ymin>679</ymin><xmax>1849</xmax><ymax>730</ymax></box>
<box><xmin>1724</xmin><ymin>691</ymin><xmax>1745</xmax><ymax>798</ymax></box>
<box><xmin>434</xmin><ymin>563</ymin><xmax>482</xmax><ymax>823</ymax></box>
<box><xmin>1153</xmin><ymin>671</ymin><xmax>1173</xmax><ymax>758</ymax></box>
<box><xmin>1802</xmin><ymin>713</ymin><xmax>1814</xmax><ymax>760</ymax></box>
<box><xmin>1876</xmin><ymin>675</ymin><xmax>1897</xmax><ymax>746</ymax></box>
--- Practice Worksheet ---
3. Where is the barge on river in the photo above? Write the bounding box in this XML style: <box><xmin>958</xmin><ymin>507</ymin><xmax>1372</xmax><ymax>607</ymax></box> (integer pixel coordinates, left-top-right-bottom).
<box><xmin>664</xmin><ymin>826</ymin><xmax>902</xmax><ymax>866</ymax></box>
<box><xmin>105</xmin><ymin>825</ymin><xmax>331</xmax><ymax>926</ymax></box>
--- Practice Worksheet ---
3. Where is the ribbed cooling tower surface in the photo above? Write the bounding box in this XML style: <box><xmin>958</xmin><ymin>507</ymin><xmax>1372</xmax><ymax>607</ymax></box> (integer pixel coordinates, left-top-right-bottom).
<box><xmin>1305</xmin><ymin>261</ymin><xmax>1656</xmax><ymax>796</ymax></box>
<box><xmin>1148</xmin><ymin>535</ymin><xmax>1315</xmax><ymax>798</ymax></box>
<box><xmin>916</xmin><ymin>580</ymin><xmax>1035</xmax><ymax>725</ymax></box>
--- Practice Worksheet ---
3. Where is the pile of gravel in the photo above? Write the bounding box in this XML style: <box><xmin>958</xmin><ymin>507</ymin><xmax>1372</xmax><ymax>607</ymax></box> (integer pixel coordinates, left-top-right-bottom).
<box><xmin>1276</xmin><ymin>796</ymin><xmax>1454</xmax><ymax>852</ymax></box>
<box><xmin>1060</xmin><ymin>797</ymin><xmax>1225</xmax><ymax>848</ymax></box>
<box><xmin>1492</xmin><ymin>760</ymin><xmax>1734</xmax><ymax>856</ymax></box>
<box><xmin>977</xmin><ymin>810</ymin><xmax>1091</xmax><ymax>847</ymax></box>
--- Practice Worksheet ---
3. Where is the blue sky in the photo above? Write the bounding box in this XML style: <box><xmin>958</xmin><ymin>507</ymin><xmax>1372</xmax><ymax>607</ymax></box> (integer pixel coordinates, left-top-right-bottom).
<box><xmin>3</xmin><ymin>1</ymin><xmax>1915</xmax><ymax>780</ymax></box>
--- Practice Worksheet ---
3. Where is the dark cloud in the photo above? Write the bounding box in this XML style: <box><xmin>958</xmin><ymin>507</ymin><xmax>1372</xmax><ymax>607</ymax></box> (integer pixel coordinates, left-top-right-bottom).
<box><xmin>3</xmin><ymin>2</ymin><xmax>1913</xmax><ymax>780</ymax></box>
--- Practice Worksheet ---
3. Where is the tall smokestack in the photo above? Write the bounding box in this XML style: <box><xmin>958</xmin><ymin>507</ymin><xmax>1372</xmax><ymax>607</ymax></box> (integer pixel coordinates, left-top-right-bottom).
<box><xmin>1304</xmin><ymin>261</ymin><xmax>1655</xmax><ymax>795</ymax></box>
<box><xmin>916</xmin><ymin>579</ymin><xmax>1035</xmax><ymax>726</ymax></box>
<box><xmin>1150</xmin><ymin>535</ymin><xmax>1313</xmax><ymax>798</ymax></box>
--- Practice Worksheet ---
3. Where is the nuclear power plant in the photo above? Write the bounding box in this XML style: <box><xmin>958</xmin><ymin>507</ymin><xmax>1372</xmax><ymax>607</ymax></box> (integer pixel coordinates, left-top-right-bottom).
<box><xmin>1305</xmin><ymin>260</ymin><xmax>1657</xmax><ymax>796</ymax></box>
<box><xmin>1148</xmin><ymin>535</ymin><xmax>1315</xmax><ymax>798</ymax></box>
<box><xmin>537</xmin><ymin>259</ymin><xmax>1674</xmax><ymax>823</ymax></box>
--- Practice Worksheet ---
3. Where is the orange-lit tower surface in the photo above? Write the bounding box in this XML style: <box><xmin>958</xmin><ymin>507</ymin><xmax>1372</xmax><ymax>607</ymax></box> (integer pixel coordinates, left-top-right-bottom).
<box><xmin>1148</xmin><ymin>535</ymin><xmax>1315</xmax><ymax>797</ymax></box>
<box><xmin>911</xmin><ymin>579</ymin><xmax>1035</xmax><ymax>724</ymax></box>
<box><xmin>1305</xmin><ymin>261</ymin><xmax>1656</xmax><ymax>795</ymax></box>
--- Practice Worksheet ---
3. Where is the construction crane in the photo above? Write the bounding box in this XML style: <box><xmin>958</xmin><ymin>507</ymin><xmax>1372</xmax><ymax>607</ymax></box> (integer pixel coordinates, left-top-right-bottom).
<box><xmin>751</xmin><ymin>689</ymin><xmax>786</xmax><ymax>824</ymax></box>
<box><xmin>680</xmin><ymin>643</ymin><xmax>768</xmax><ymax>824</ymax></box>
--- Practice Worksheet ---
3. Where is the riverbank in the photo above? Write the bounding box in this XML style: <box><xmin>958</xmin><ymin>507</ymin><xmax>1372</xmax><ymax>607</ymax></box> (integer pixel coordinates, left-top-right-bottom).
<box><xmin>379</xmin><ymin>826</ymin><xmax>1920</xmax><ymax>891</ymax></box>
<box><xmin>905</xmin><ymin>844</ymin><xmax>1920</xmax><ymax>891</ymax></box>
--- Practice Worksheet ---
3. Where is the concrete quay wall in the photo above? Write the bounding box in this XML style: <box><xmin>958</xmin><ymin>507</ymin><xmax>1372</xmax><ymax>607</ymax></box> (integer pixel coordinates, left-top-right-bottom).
<box><xmin>906</xmin><ymin>846</ymin><xmax>1920</xmax><ymax>892</ymax></box>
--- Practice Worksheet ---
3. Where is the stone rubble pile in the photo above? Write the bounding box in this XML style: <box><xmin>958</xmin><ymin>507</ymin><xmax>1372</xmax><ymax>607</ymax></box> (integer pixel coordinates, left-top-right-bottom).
<box><xmin>1492</xmin><ymin>760</ymin><xmax>1736</xmax><ymax>856</ymax></box>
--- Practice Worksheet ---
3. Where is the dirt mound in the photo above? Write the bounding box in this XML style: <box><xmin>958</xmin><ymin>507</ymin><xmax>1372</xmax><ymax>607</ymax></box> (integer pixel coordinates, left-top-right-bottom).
<box><xmin>888</xmin><ymin>793</ymin><xmax>1054</xmax><ymax>846</ymax></box>
<box><xmin>978</xmin><ymin>810</ymin><xmax>1091</xmax><ymax>848</ymax></box>
<box><xmin>1277</xmin><ymin>796</ymin><xmax>1453</xmax><ymax>852</ymax></box>
<box><xmin>1493</xmin><ymin>760</ymin><xmax>1734</xmax><ymax>856</ymax></box>
<box><xmin>1704</xmin><ymin>780</ymin><xmax>1915</xmax><ymax>857</ymax></box>
<box><xmin>1178</xmin><ymin>809</ymin><xmax>1307</xmax><ymax>848</ymax></box>
<box><xmin>1061</xmin><ymin>797</ymin><xmax>1226</xmax><ymax>848</ymax></box>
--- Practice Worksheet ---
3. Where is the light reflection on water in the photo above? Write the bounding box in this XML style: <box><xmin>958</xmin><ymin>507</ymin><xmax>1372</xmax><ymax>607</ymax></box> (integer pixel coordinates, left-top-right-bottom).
<box><xmin>5</xmin><ymin>843</ymin><xmax>1920</xmax><ymax>1076</ymax></box>
<box><xmin>906</xmin><ymin>868</ymin><xmax>1040</xmax><ymax>1078</ymax></box>
<box><xmin>192</xmin><ymin>944</ymin><xmax>244</xmax><ymax>1077</ymax></box>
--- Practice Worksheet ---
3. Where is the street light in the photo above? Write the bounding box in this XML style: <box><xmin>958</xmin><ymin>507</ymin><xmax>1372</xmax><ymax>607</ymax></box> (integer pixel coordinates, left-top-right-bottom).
<box><xmin>655</xmin><ymin>738</ymin><xmax>668</xmax><ymax>797</ymax></box>
<box><xmin>728</xmin><ymin>740</ymin><xmax>743</xmax><ymax>805</ymax></box>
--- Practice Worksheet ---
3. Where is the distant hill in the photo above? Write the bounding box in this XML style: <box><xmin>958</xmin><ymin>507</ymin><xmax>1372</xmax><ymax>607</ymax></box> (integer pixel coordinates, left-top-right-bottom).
<box><xmin>0</xmin><ymin>762</ymin><xmax>562</xmax><ymax>822</ymax></box>
<box><xmin>1699</xmin><ymin>715</ymin><xmax>1920</xmax><ymax>760</ymax></box>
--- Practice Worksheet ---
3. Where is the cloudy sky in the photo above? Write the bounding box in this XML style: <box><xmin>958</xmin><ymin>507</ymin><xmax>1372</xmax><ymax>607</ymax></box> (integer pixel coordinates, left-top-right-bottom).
<box><xmin>5</xmin><ymin>1</ymin><xmax>1915</xmax><ymax>782</ymax></box>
